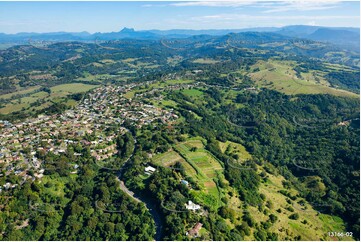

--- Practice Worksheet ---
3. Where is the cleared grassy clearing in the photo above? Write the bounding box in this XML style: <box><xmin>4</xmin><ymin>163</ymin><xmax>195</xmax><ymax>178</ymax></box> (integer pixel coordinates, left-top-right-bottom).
<box><xmin>1</xmin><ymin>91</ymin><xmax>49</xmax><ymax>113</ymax></box>
<box><xmin>151</xmin><ymin>79</ymin><xmax>195</xmax><ymax>89</ymax></box>
<box><xmin>166</xmin><ymin>56</ymin><xmax>184</xmax><ymax>65</ymax></box>
<box><xmin>248</xmin><ymin>60</ymin><xmax>358</xmax><ymax>98</ymax></box>
<box><xmin>122</xmin><ymin>58</ymin><xmax>138</xmax><ymax>63</ymax></box>
<box><xmin>192</xmin><ymin>58</ymin><xmax>219</xmax><ymax>64</ymax></box>
<box><xmin>219</xmin><ymin>140</ymin><xmax>252</xmax><ymax>161</ymax></box>
<box><xmin>218</xmin><ymin>140</ymin><xmax>348</xmax><ymax>240</ymax></box>
<box><xmin>0</xmin><ymin>43</ymin><xmax>16</xmax><ymax>50</ymax></box>
<box><xmin>172</xmin><ymin>139</ymin><xmax>223</xmax><ymax>209</ymax></box>
<box><xmin>0</xmin><ymin>83</ymin><xmax>98</xmax><ymax>114</ymax></box>
<box><xmin>181</xmin><ymin>89</ymin><xmax>204</xmax><ymax>97</ymax></box>
<box><xmin>152</xmin><ymin>148</ymin><xmax>198</xmax><ymax>177</ymax></box>
<box><xmin>50</xmin><ymin>83</ymin><xmax>98</xmax><ymax>94</ymax></box>
<box><xmin>164</xmin><ymin>79</ymin><xmax>194</xmax><ymax>85</ymax></box>
<box><xmin>257</xmin><ymin>170</ymin><xmax>348</xmax><ymax>240</ymax></box>
<box><xmin>41</xmin><ymin>174</ymin><xmax>77</xmax><ymax>199</ymax></box>
<box><xmin>153</xmin><ymin>137</ymin><xmax>223</xmax><ymax>209</ymax></box>
<box><xmin>123</xmin><ymin>90</ymin><xmax>136</xmax><ymax>99</ymax></box>
<box><xmin>323</xmin><ymin>62</ymin><xmax>357</xmax><ymax>72</ymax></box>
<box><xmin>156</xmin><ymin>100</ymin><xmax>178</xmax><ymax>108</ymax></box>
<box><xmin>152</xmin><ymin>150</ymin><xmax>185</xmax><ymax>167</ymax></box>
<box><xmin>0</xmin><ymin>102</ymin><xmax>28</xmax><ymax>114</ymax></box>
<box><xmin>0</xmin><ymin>86</ymin><xmax>41</xmax><ymax>100</ymax></box>
<box><xmin>184</xmin><ymin>139</ymin><xmax>204</xmax><ymax>149</ymax></box>
<box><xmin>99</xmin><ymin>59</ymin><xmax>116</xmax><ymax>64</ymax></box>
<box><xmin>76</xmin><ymin>72</ymin><xmax>119</xmax><ymax>82</ymax></box>
<box><xmin>186</xmin><ymin>152</ymin><xmax>222</xmax><ymax>179</ymax></box>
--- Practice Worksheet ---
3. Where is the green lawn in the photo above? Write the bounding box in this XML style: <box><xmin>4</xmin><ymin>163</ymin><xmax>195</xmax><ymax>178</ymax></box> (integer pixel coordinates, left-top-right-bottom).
<box><xmin>123</xmin><ymin>90</ymin><xmax>136</xmax><ymax>99</ymax></box>
<box><xmin>154</xmin><ymin>100</ymin><xmax>178</xmax><ymax>109</ymax></box>
<box><xmin>181</xmin><ymin>89</ymin><xmax>204</xmax><ymax>97</ymax></box>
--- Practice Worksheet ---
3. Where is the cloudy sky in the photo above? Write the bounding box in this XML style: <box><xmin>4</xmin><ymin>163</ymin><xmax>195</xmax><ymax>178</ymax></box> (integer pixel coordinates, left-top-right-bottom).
<box><xmin>0</xmin><ymin>1</ymin><xmax>359</xmax><ymax>34</ymax></box>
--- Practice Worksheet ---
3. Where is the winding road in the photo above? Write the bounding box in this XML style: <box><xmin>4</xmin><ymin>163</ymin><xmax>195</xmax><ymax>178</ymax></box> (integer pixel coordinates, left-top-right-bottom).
<box><xmin>115</xmin><ymin>129</ymin><xmax>164</xmax><ymax>241</ymax></box>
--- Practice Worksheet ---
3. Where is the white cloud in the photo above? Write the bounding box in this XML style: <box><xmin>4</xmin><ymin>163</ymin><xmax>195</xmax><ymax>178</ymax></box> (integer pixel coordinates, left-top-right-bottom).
<box><xmin>261</xmin><ymin>1</ymin><xmax>341</xmax><ymax>13</ymax></box>
<box><xmin>307</xmin><ymin>21</ymin><xmax>317</xmax><ymax>26</ymax></box>
<box><xmin>169</xmin><ymin>1</ymin><xmax>343</xmax><ymax>13</ymax></box>
<box><xmin>190</xmin><ymin>13</ymin><xmax>359</xmax><ymax>24</ymax></box>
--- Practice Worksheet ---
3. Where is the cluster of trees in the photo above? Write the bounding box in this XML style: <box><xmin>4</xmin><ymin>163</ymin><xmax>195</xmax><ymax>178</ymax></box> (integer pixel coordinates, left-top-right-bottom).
<box><xmin>326</xmin><ymin>70</ymin><xmax>360</xmax><ymax>92</ymax></box>
<box><xmin>227</xmin><ymin>90</ymin><xmax>359</xmax><ymax>238</ymax></box>
<box><xmin>165</xmin><ymin>84</ymin><xmax>359</xmax><ymax>239</ymax></box>
<box><xmin>0</xmin><ymin>77</ymin><xmax>16</xmax><ymax>95</ymax></box>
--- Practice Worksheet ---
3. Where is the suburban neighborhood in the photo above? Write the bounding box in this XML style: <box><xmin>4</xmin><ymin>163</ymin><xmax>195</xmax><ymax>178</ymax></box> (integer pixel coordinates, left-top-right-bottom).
<box><xmin>0</xmin><ymin>82</ymin><xmax>180</xmax><ymax>191</ymax></box>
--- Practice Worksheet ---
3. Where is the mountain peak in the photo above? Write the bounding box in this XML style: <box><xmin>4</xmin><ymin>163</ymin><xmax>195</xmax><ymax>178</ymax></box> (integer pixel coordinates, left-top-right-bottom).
<box><xmin>120</xmin><ymin>27</ymin><xmax>135</xmax><ymax>33</ymax></box>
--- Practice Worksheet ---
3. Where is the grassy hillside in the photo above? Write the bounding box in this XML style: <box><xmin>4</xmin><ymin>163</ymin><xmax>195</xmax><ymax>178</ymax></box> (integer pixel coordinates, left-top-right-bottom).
<box><xmin>0</xmin><ymin>83</ymin><xmax>98</xmax><ymax>114</ymax></box>
<box><xmin>153</xmin><ymin>138</ymin><xmax>223</xmax><ymax>210</ymax></box>
<box><xmin>219</xmin><ymin>140</ymin><xmax>351</xmax><ymax>241</ymax></box>
<box><xmin>247</xmin><ymin>60</ymin><xmax>358</xmax><ymax>98</ymax></box>
<box><xmin>153</xmin><ymin>135</ymin><xmax>351</xmax><ymax>240</ymax></box>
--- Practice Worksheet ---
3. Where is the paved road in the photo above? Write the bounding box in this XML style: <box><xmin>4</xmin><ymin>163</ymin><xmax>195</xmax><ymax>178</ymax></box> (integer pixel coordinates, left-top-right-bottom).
<box><xmin>117</xmin><ymin>178</ymin><xmax>142</xmax><ymax>203</ymax></box>
<box><xmin>115</xmin><ymin>130</ymin><xmax>164</xmax><ymax>240</ymax></box>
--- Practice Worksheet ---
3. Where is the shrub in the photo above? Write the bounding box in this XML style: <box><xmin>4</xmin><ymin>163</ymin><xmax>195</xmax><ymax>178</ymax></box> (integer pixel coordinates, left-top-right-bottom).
<box><xmin>289</xmin><ymin>213</ymin><xmax>299</xmax><ymax>220</ymax></box>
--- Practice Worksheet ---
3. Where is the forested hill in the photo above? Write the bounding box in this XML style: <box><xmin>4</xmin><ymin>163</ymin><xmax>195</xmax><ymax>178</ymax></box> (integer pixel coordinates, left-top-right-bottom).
<box><xmin>0</xmin><ymin>29</ymin><xmax>359</xmax><ymax>241</ymax></box>
<box><xmin>1</xmin><ymin>25</ymin><xmax>359</xmax><ymax>50</ymax></box>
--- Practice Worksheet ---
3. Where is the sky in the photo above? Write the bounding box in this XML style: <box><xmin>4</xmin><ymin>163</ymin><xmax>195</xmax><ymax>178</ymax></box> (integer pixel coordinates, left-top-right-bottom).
<box><xmin>0</xmin><ymin>1</ymin><xmax>359</xmax><ymax>34</ymax></box>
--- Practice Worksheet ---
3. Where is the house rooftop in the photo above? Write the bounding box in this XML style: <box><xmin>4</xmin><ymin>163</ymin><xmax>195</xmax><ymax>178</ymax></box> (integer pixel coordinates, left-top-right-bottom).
<box><xmin>187</xmin><ymin>222</ymin><xmax>203</xmax><ymax>237</ymax></box>
<box><xmin>145</xmin><ymin>166</ymin><xmax>156</xmax><ymax>173</ymax></box>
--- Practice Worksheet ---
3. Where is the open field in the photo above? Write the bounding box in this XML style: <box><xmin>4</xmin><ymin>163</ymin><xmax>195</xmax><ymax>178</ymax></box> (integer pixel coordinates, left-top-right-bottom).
<box><xmin>181</xmin><ymin>89</ymin><xmax>204</xmax><ymax>97</ymax></box>
<box><xmin>152</xmin><ymin>150</ymin><xmax>185</xmax><ymax>167</ymax></box>
<box><xmin>248</xmin><ymin>60</ymin><xmax>358</xmax><ymax>98</ymax></box>
<box><xmin>323</xmin><ymin>62</ymin><xmax>358</xmax><ymax>72</ymax></box>
<box><xmin>76</xmin><ymin>72</ymin><xmax>122</xmax><ymax>82</ymax></box>
<box><xmin>0</xmin><ymin>86</ymin><xmax>41</xmax><ymax>100</ymax></box>
<box><xmin>99</xmin><ymin>59</ymin><xmax>116</xmax><ymax>64</ymax></box>
<box><xmin>152</xmin><ymin>148</ymin><xmax>198</xmax><ymax>178</ymax></box>
<box><xmin>154</xmin><ymin>100</ymin><xmax>178</xmax><ymax>109</ymax></box>
<box><xmin>154</xmin><ymin>79</ymin><xmax>195</xmax><ymax>88</ymax></box>
<box><xmin>185</xmin><ymin>151</ymin><xmax>223</xmax><ymax>179</ymax></box>
<box><xmin>0</xmin><ymin>43</ymin><xmax>16</xmax><ymax>50</ymax></box>
<box><xmin>50</xmin><ymin>83</ymin><xmax>98</xmax><ymax>94</ymax></box>
<box><xmin>164</xmin><ymin>79</ymin><xmax>194</xmax><ymax>85</ymax></box>
<box><xmin>0</xmin><ymin>91</ymin><xmax>48</xmax><ymax>114</ymax></box>
<box><xmin>153</xmin><ymin>137</ymin><xmax>223</xmax><ymax>209</ymax></box>
<box><xmin>120</xmin><ymin>58</ymin><xmax>160</xmax><ymax>69</ymax></box>
<box><xmin>172</xmin><ymin>139</ymin><xmax>223</xmax><ymax>209</ymax></box>
<box><xmin>0</xmin><ymin>83</ymin><xmax>98</xmax><ymax>114</ymax></box>
<box><xmin>192</xmin><ymin>58</ymin><xmax>219</xmax><ymax>64</ymax></box>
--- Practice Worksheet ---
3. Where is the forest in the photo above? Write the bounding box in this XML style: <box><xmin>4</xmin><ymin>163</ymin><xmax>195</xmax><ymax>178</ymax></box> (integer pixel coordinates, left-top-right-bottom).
<box><xmin>0</xmin><ymin>32</ymin><xmax>359</xmax><ymax>241</ymax></box>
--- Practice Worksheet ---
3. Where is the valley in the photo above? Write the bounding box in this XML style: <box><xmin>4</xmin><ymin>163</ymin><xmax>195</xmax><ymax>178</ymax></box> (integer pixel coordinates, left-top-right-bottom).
<box><xmin>0</xmin><ymin>26</ymin><xmax>359</xmax><ymax>241</ymax></box>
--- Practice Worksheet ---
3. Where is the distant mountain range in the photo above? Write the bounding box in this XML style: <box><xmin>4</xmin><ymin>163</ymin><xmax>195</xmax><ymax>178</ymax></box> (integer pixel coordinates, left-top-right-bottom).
<box><xmin>0</xmin><ymin>25</ymin><xmax>359</xmax><ymax>51</ymax></box>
